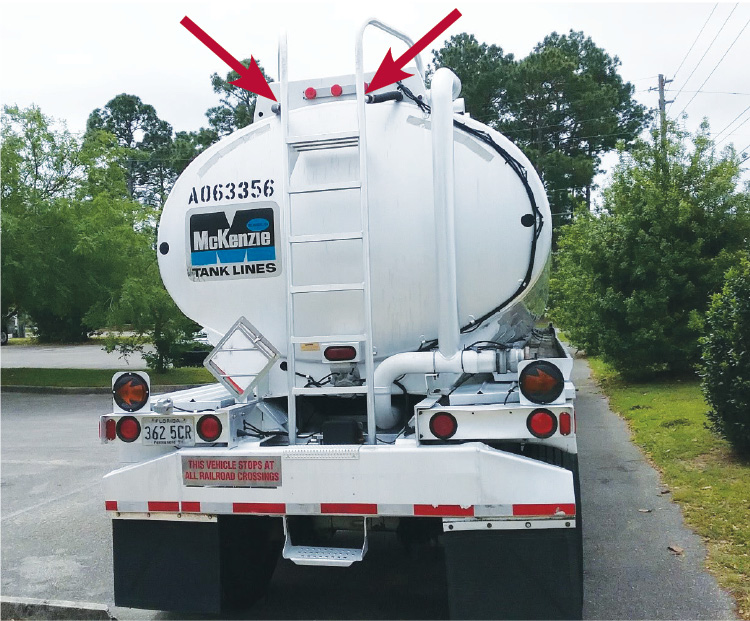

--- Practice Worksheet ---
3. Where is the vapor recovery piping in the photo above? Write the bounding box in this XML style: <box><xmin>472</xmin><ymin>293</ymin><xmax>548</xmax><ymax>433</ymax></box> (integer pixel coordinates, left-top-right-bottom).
<box><xmin>373</xmin><ymin>68</ymin><xmax>498</xmax><ymax>429</ymax></box>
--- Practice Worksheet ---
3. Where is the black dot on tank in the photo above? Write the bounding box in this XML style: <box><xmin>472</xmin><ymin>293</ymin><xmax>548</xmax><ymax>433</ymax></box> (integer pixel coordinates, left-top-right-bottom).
<box><xmin>159</xmin><ymin>242</ymin><xmax>169</xmax><ymax>255</ymax></box>
<box><xmin>280</xmin><ymin>361</ymin><xmax>288</xmax><ymax>371</ymax></box>
<box><xmin>521</xmin><ymin>214</ymin><xmax>535</xmax><ymax>227</ymax></box>
<box><xmin>258</xmin><ymin>111</ymin><xmax>264</xmax><ymax>117</ymax></box>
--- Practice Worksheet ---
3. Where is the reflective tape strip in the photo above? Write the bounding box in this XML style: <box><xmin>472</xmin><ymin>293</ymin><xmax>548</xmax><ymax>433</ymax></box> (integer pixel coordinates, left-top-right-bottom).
<box><xmin>107</xmin><ymin>501</ymin><xmax>573</xmax><ymax>518</ymax></box>
<box><xmin>147</xmin><ymin>501</ymin><xmax>179</xmax><ymax>512</ymax></box>
<box><xmin>321</xmin><ymin>503</ymin><xmax>378</xmax><ymax>515</ymax></box>
<box><xmin>414</xmin><ymin>504</ymin><xmax>474</xmax><ymax>517</ymax></box>
<box><xmin>512</xmin><ymin>503</ymin><xmax>576</xmax><ymax>516</ymax></box>
<box><xmin>233</xmin><ymin>502</ymin><xmax>286</xmax><ymax>514</ymax></box>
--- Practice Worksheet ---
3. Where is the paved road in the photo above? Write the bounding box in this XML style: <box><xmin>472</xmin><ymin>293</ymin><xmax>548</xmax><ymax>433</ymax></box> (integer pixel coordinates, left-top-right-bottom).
<box><xmin>1</xmin><ymin>344</ymin><xmax>150</xmax><ymax>369</ymax></box>
<box><xmin>0</xmin><ymin>357</ymin><xmax>737</xmax><ymax>619</ymax></box>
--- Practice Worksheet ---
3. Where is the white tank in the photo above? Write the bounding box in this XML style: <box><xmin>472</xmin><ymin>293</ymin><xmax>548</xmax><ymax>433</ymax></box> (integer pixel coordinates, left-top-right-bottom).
<box><xmin>157</xmin><ymin>74</ymin><xmax>551</xmax><ymax>391</ymax></box>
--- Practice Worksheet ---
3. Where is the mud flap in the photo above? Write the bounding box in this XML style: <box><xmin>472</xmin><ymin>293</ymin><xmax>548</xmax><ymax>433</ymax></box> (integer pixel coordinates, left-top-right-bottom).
<box><xmin>113</xmin><ymin>516</ymin><xmax>282</xmax><ymax>613</ymax></box>
<box><xmin>443</xmin><ymin>527</ymin><xmax>583</xmax><ymax>620</ymax></box>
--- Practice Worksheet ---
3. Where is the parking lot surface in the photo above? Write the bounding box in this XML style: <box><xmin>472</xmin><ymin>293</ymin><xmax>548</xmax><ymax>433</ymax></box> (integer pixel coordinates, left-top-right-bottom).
<box><xmin>0</xmin><ymin>357</ymin><xmax>737</xmax><ymax>619</ymax></box>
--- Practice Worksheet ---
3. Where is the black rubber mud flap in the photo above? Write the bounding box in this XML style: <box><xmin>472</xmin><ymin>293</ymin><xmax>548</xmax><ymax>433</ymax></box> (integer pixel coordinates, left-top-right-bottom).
<box><xmin>113</xmin><ymin>516</ymin><xmax>282</xmax><ymax>613</ymax></box>
<box><xmin>113</xmin><ymin>518</ymin><xmax>222</xmax><ymax>613</ymax></box>
<box><xmin>443</xmin><ymin>527</ymin><xmax>583</xmax><ymax>620</ymax></box>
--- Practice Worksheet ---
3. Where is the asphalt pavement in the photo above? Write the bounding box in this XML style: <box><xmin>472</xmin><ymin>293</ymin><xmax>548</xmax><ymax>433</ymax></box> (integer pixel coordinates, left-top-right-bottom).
<box><xmin>0</xmin><ymin>356</ymin><xmax>738</xmax><ymax>619</ymax></box>
<box><xmin>1</xmin><ymin>343</ymin><xmax>150</xmax><ymax>369</ymax></box>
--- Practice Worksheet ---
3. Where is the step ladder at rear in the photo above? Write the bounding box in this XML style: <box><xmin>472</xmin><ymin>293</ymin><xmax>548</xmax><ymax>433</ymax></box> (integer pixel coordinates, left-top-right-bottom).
<box><xmin>289</xmin><ymin>232</ymin><xmax>363</xmax><ymax>243</ymax></box>
<box><xmin>282</xmin><ymin>516</ymin><xmax>368</xmax><ymax>567</ymax></box>
<box><xmin>287</xmin><ymin>130</ymin><xmax>360</xmax><ymax>151</ymax></box>
<box><xmin>279</xmin><ymin>33</ymin><xmax>377</xmax><ymax>446</ymax></box>
<box><xmin>288</xmin><ymin>180</ymin><xmax>361</xmax><ymax>194</ymax></box>
<box><xmin>283</xmin><ymin>545</ymin><xmax>366</xmax><ymax>567</ymax></box>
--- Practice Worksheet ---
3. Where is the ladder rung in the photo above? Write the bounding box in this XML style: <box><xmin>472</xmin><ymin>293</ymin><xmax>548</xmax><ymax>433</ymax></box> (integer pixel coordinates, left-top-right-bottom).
<box><xmin>289</xmin><ymin>181</ymin><xmax>361</xmax><ymax>194</ymax></box>
<box><xmin>290</xmin><ymin>232</ymin><xmax>363</xmax><ymax>243</ymax></box>
<box><xmin>290</xmin><ymin>283</ymin><xmax>364</xmax><ymax>294</ymax></box>
<box><xmin>290</xmin><ymin>334</ymin><xmax>367</xmax><ymax>344</ymax></box>
<box><xmin>287</xmin><ymin>131</ymin><xmax>359</xmax><ymax>149</ymax></box>
<box><xmin>293</xmin><ymin>386</ymin><xmax>368</xmax><ymax>396</ymax></box>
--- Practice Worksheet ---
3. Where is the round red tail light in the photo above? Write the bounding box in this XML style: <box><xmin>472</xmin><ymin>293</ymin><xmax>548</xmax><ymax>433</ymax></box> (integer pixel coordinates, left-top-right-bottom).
<box><xmin>304</xmin><ymin>87</ymin><xmax>317</xmax><ymax>99</ymax></box>
<box><xmin>197</xmin><ymin>415</ymin><xmax>222</xmax><ymax>442</ymax></box>
<box><xmin>324</xmin><ymin>346</ymin><xmax>357</xmax><ymax>361</ymax></box>
<box><xmin>527</xmin><ymin>409</ymin><xmax>558</xmax><ymax>439</ymax></box>
<box><xmin>519</xmin><ymin>361</ymin><xmax>564</xmax><ymax>404</ymax></box>
<box><xmin>330</xmin><ymin>84</ymin><xmax>343</xmax><ymax>97</ymax></box>
<box><xmin>117</xmin><ymin>416</ymin><xmax>141</xmax><ymax>442</ymax></box>
<box><xmin>113</xmin><ymin>373</ymin><xmax>149</xmax><ymax>412</ymax></box>
<box><xmin>429</xmin><ymin>412</ymin><xmax>458</xmax><ymax>440</ymax></box>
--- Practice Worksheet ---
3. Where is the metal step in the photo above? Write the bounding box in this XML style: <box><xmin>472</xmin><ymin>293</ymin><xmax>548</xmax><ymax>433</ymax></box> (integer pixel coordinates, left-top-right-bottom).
<box><xmin>290</xmin><ymin>334</ymin><xmax>366</xmax><ymax>343</ymax></box>
<box><xmin>289</xmin><ymin>180</ymin><xmax>361</xmax><ymax>194</ymax></box>
<box><xmin>289</xmin><ymin>232</ymin><xmax>363</xmax><ymax>244</ymax></box>
<box><xmin>283</xmin><ymin>544</ymin><xmax>365</xmax><ymax>567</ymax></box>
<box><xmin>287</xmin><ymin>131</ymin><xmax>359</xmax><ymax>151</ymax></box>
<box><xmin>292</xmin><ymin>386</ymin><xmax>368</xmax><ymax>396</ymax></box>
<box><xmin>290</xmin><ymin>283</ymin><xmax>364</xmax><ymax>294</ymax></box>
<box><xmin>283</xmin><ymin>516</ymin><xmax>368</xmax><ymax>566</ymax></box>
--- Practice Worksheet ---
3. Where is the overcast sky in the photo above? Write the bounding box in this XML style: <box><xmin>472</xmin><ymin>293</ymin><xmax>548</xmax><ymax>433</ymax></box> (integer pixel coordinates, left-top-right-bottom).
<box><xmin>2</xmin><ymin>0</ymin><xmax>749</xmax><ymax>192</ymax></box>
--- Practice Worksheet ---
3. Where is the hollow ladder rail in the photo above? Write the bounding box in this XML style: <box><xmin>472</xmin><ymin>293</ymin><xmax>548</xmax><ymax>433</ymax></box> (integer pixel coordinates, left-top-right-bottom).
<box><xmin>278</xmin><ymin>32</ymin><xmax>375</xmax><ymax>445</ymax></box>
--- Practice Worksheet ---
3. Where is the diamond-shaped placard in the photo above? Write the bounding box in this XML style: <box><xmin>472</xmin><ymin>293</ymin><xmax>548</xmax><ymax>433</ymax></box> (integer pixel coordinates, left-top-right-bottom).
<box><xmin>204</xmin><ymin>317</ymin><xmax>280</xmax><ymax>400</ymax></box>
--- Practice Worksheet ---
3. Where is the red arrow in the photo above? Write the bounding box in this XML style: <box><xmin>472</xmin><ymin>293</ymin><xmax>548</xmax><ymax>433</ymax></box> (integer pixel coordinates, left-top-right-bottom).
<box><xmin>366</xmin><ymin>9</ymin><xmax>462</xmax><ymax>94</ymax></box>
<box><xmin>180</xmin><ymin>16</ymin><xmax>276</xmax><ymax>102</ymax></box>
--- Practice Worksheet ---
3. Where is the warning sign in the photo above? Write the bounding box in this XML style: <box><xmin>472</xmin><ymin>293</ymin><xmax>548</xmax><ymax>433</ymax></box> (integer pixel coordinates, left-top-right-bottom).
<box><xmin>182</xmin><ymin>456</ymin><xmax>281</xmax><ymax>488</ymax></box>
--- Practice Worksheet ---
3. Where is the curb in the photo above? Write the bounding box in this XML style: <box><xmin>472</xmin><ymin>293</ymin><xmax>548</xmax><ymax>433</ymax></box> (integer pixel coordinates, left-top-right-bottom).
<box><xmin>0</xmin><ymin>384</ymin><xmax>210</xmax><ymax>395</ymax></box>
<box><xmin>1</xmin><ymin>596</ymin><xmax>113</xmax><ymax>620</ymax></box>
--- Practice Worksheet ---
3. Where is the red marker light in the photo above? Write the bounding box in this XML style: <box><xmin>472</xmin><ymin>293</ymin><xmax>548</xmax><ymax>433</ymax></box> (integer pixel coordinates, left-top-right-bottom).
<box><xmin>559</xmin><ymin>411</ymin><xmax>572</xmax><ymax>436</ymax></box>
<box><xmin>330</xmin><ymin>84</ymin><xmax>343</xmax><ymax>97</ymax></box>
<box><xmin>324</xmin><ymin>346</ymin><xmax>357</xmax><ymax>361</ymax></box>
<box><xmin>304</xmin><ymin>87</ymin><xmax>317</xmax><ymax>100</ymax></box>
<box><xmin>526</xmin><ymin>409</ymin><xmax>557</xmax><ymax>439</ymax></box>
<box><xmin>117</xmin><ymin>416</ymin><xmax>141</xmax><ymax>442</ymax></box>
<box><xmin>429</xmin><ymin>412</ymin><xmax>458</xmax><ymax>440</ymax></box>
<box><xmin>105</xmin><ymin>418</ymin><xmax>116</xmax><ymax>441</ymax></box>
<box><xmin>197</xmin><ymin>415</ymin><xmax>222</xmax><ymax>442</ymax></box>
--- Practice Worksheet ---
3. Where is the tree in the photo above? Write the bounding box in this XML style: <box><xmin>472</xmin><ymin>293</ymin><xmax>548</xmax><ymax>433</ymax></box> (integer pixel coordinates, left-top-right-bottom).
<box><xmin>86</xmin><ymin>94</ymin><xmax>175</xmax><ymax>208</ymax></box>
<box><xmin>699</xmin><ymin>255</ymin><xmax>750</xmax><ymax>456</ymax></box>
<box><xmin>501</xmin><ymin>31</ymin><xmax>648</xmax><ymax>221</ymax></box>
<box><xmin>102</xmin><ymin>255</ymin><xmax>201</xmax><ymax>373</ymax></box>
<box><xmin>550</xmin><ymin>122</ymin><xmax>750</xmax><ymax>377</ymax></box>
<box><xmin>1</xmin><ymin>105</ymin><xmax>147</xmax><ymax>341</ymax></box>
<box><xmin>429</xmin><ymin>33</ymin><xmax>514</xmax><ymax>123</ymax></box>
<box><xmin>205</xmin><ymin>59</ymin><xmax>273</xmax><ymax>137</ymax></box>
<box><xmin>431</xmin><ymin>31</ymin><xmax>649</xmax><ymax>223</ymax></box>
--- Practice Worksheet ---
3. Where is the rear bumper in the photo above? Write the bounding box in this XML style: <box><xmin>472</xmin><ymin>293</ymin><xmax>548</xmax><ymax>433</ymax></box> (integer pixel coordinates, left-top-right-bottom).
<box><xmin>104</xmin><ymin>440</ymin><xmax>576</xmax><ymax>523</ymax></box>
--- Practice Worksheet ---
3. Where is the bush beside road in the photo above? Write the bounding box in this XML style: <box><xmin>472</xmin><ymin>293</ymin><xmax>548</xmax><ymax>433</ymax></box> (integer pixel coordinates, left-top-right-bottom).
<box><xmin>589</xmin><ymin>358</ymin><xmax>750</xmax><ymax>619</ymax></box>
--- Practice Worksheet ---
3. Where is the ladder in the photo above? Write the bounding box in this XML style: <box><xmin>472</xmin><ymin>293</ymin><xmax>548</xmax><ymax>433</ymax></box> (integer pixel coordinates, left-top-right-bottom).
<box><xmin>278</xmin><ymin>33</ymin><xmax>376</xmax><ymax>445</ymax></box>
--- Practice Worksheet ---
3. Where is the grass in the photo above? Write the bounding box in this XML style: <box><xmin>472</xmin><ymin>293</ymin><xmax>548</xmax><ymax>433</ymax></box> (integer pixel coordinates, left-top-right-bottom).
<box><xmin>0</xmin><ymin>367</ymin><xmax>214</xmax><ymax>388</ymax></box>
<box><xmin>588</xmin><ymin>357</ymin><xmax>750</xmax><ymax>619</ymax></box>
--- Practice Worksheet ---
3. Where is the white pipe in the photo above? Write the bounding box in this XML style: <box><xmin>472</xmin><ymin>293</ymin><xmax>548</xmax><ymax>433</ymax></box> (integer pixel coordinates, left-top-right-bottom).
<box><xmin>432</xmin><ymin>68</ymin><xmax>461</xmax><ymax>360</ymax></box>
<box><xmin>374</xmin><ymin>350</ymin><xmax>498</xmax><ymax>428</ymax></box>
<box><xmin>373</xmin><ymin>68</ymin><xmax>470</xmax><ymax>429</ymax></box>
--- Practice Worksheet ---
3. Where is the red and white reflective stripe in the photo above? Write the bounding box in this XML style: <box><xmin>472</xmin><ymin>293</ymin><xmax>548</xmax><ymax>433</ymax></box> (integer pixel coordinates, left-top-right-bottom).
<box><xmin>106</xmin><ymin>501</ymin><xmax>575</xmax><ymax>517</ymax></box>
<box><xmin>512</xmin><ymin>503</ymin><xmax>576</xmax><ymax>517</ymax></box>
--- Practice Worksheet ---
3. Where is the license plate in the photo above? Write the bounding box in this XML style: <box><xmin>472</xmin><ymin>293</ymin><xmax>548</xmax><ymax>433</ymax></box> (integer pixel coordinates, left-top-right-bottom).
<box><xmin>143</xmin><ymin>417</ymin><xmax>195</xmax><ymax>446</ymax></box>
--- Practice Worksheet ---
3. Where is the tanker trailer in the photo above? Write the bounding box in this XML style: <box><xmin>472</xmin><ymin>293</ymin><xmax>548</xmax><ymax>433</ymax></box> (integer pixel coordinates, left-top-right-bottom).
<box><xmin>100</xmin><ymin>19</ymin><xmax>582</xmax><ymax>619</ymax></box>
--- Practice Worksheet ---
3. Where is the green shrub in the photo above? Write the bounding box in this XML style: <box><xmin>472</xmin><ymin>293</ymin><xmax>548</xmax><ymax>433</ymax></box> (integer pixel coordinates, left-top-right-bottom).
<box><xmin>550</xmin><ymin>123</ymin><xmax>750</xmax><ymax>378</ymax></box>
<box><xmin>699</xmin><ymin>256</ymin><xmax>750</xmax><ymax>456</ymax></box>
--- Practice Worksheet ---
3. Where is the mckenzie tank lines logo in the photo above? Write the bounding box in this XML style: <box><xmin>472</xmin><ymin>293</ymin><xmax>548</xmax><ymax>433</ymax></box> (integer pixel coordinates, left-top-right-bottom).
<box><xmin>188</xmin><ymin>206</ymin><xmax>279</xmax><ymax>279</ymax></box>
